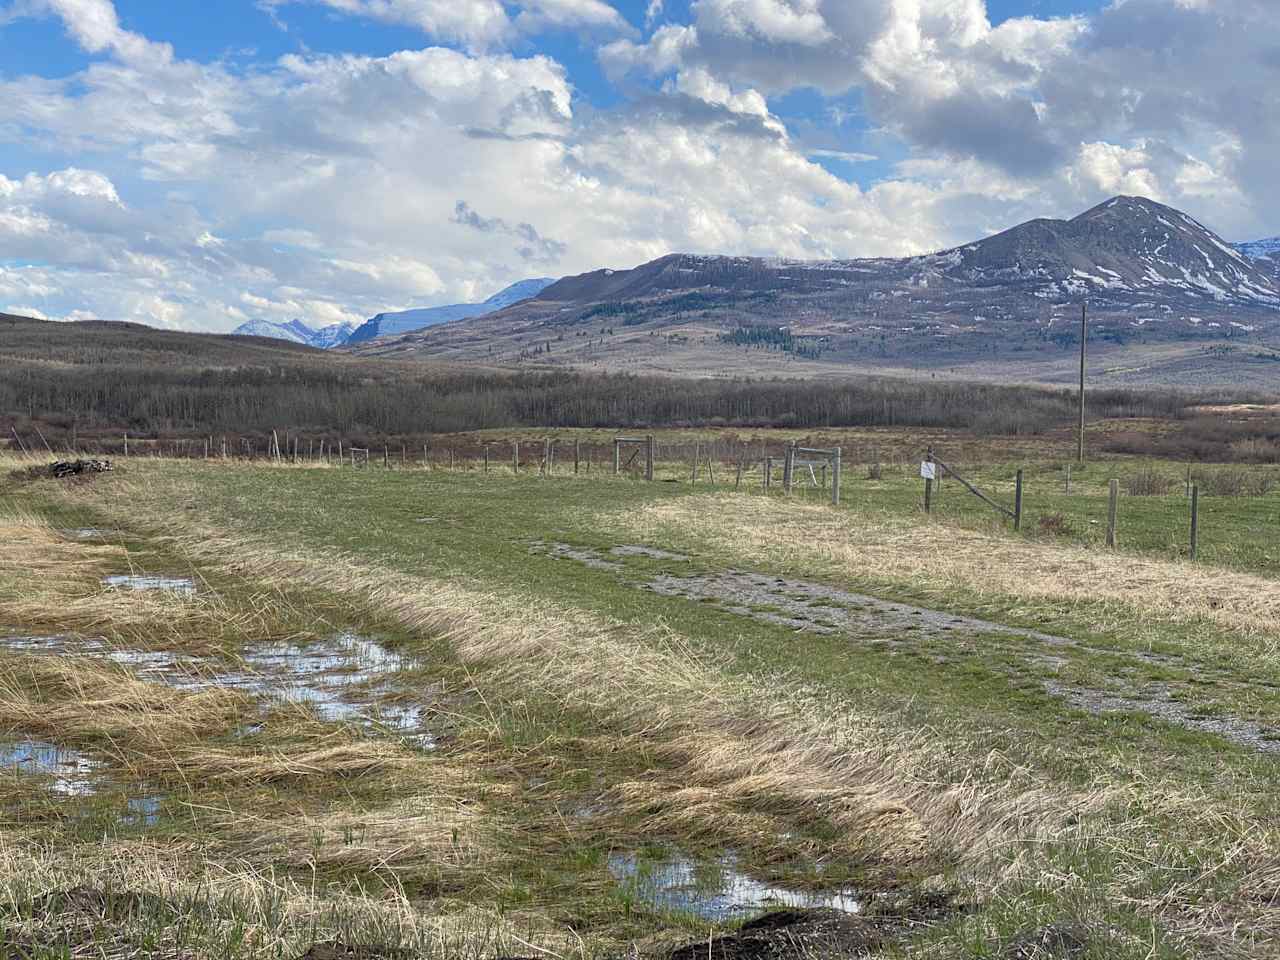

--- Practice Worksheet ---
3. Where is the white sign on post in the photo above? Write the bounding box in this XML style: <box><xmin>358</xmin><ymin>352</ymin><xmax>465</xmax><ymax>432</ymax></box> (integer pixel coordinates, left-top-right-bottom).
<box><xmin>920</xmin><ymin>461</ymin><xmax>937</xmax><ymax>481</ymax></box>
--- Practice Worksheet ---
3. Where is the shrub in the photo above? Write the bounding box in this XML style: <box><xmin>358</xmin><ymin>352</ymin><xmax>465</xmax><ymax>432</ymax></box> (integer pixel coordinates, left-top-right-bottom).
<box><xmin>1126</xmin><ymin>468</ymin><xmax>1174</xmax><ymax>496</ymax></box>
<box><xmin>1190</xmin><ymin>468</ymin><xmax>1278</xmax><ymax>497</ymax></box>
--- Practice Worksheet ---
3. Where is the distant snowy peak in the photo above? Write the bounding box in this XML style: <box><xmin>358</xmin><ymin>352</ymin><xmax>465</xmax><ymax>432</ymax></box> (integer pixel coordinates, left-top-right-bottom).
<box><xmin>232</xmin><ymin>319</ymin><xmax>310</xmax><ymax>344</ymax></box>
<box><xmin>346</xmin><ymin>277</ymin><xmax>557</xmax><ymax>345</ymax></box>
<box><xmin>1235</xmin><ymin>237</ymin><xmax>1280</xmax><ymax>261</ymax></box>
<box><xmin>230</xmin><ymin>318</ymin><xmax>355</xmax><ymax>349</ymax></box>
<box><xmin>308</xmin><ymin>321</ymin><xmax>357</xmax><ymax>349</ymax></box>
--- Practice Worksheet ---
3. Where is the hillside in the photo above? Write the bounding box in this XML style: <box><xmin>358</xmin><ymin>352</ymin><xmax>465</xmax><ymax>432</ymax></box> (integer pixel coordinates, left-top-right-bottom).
<box><xmin>347</xmin><ymin>197</ymin><xmax>1280</xmax><ymax>387</ymax></box>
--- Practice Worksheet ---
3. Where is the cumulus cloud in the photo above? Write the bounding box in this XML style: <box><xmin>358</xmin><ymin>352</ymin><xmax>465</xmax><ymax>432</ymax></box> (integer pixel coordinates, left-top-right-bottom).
<box><xmin>260</xmin><ymin>0</ymin><xmax>631</xmax><ymax>49</ymax></box>
<box><xmin>0</xmin><ymin>0</ymin><xmax>1277</xmax><ymax>332</ymax></box>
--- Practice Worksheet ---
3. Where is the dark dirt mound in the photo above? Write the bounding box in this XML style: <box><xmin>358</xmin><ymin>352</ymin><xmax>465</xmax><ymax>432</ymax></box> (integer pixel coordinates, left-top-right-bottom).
<box><xmin>665</xmin><ymin>909</ymin><xmax>883</xmax><ymax>960</ymax></box>
<box><xmin>8</xmin><ymin>459</ymin><xmax>113</xmax><ymax>484</ymax></box>
<box><xmin>1004</xmin><ymin>923</ymin><xmax>1089</xmax><ymax>959</ymax></box>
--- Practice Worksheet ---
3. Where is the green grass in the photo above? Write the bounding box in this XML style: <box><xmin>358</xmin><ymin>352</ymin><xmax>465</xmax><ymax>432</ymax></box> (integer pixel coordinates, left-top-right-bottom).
<box><xmin>3</xmin><ymin>455</ymin><xmax>1279</xmax><ymax>958</ymax></box>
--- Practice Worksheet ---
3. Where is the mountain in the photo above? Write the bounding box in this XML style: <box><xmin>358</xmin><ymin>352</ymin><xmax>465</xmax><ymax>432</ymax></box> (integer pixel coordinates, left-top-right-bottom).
<box><xmin>347</xmin><ymin>197</ymin><xmax>1280</xmax><ymax>385</ymax></box>
<box><xmin>1235</xmin><ymin>237</ymin><xmax>1280</xmax><ymax>260</ymax></box>
<box><xmin>1236</xmin><ymin>237</ymin><xmax>1280</xmax><ymax>281</ymax></box>
<box><xmin>231</xmin><ymin>318</ymin><xmax>355</xmax><ymax>349</ymax></box>
<box><xmin>345</xmin><ymin>278</ymin><xmax>557</xmax><ymax>345</ymax></box>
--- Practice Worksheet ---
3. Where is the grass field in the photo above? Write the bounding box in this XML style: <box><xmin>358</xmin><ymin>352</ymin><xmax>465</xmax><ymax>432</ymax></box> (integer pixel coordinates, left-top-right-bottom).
<box><xmin>1</xmin><ymin>441</ymin><xmax>1278</xmax><ymax>959</ymax></box>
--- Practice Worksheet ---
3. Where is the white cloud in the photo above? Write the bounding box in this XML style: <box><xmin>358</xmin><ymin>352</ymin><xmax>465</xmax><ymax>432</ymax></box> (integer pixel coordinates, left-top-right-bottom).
<box><xmin>261</xmin><ymin>0</ymin><xmax>632</xmax><ymax>49</ymax></box>
<box><xmin>1</xmin><ymin>0</ymin><xmax>1277</xmax><ymax>333</ymax></box>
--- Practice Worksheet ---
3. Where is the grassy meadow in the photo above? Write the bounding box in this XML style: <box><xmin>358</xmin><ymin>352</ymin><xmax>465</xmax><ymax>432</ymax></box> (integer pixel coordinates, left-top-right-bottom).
<box><xmin>1</xmin><ymin>433</ymin><xmax>1278</xmax><ymax>959</ymax></box>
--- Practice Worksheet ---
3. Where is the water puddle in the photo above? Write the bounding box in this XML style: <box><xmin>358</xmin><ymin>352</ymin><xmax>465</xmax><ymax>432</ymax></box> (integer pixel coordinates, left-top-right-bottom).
<box><xmin>61</xmin><ymin>528</ymin><xmax>114</xmax><ymax>541</ymax></box>
<box><xmin>122</xmin><ymin>796</ymin><xmax>162</xmax><ymax>827</ymax></box>
<box><xmin>0</xmin><ymin>633</ymin><xmax>437</xmax><ymax>747</ymax></box>
<box><xmin>103</xmin><ymin>575</ymin><xmax>197</xmax><ymax>595</ymax></box>
<box><xmin>0</xmin><ymin>739</ymin><xmax>100</xmax><ymax>796</ymax></box>
<box><xmin>1045</xmin><ymin>681</ymin><xmax>1280</xmax><ymax>755</ymax></box>
<box><xmin>609</xmin><ymin>852</ymin><xmax>861</xmax><ymax>921</ymax></box>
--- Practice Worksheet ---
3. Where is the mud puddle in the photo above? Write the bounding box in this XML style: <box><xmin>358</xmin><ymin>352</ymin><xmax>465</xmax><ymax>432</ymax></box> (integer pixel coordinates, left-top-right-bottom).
<box><xmin>529</xmin><ymin>541</ymin><xmax>624</xmax><ymax>570</ymax></box>
<box><xmin>609</xmin><ymin>851</ymin><xmax>861</xmax><ymax>921</ymax></box>
<box><xmin>0</xmin><ymin>634</ymin><xmax>437</xmax><ymax>747</ymax></box>
<box><xmin>530</xmin><ymin>541</ymin><xmax>692</xmax><ymax>570</ymax></box>
<box><xmin>534</xmin><ymin>543</ymin><xmax>1280</xmax><ymax>758</ymax></box>
<box><xmin>102</xmin><ymin>575</ymin><xmax>197</xmax><ymax>595</ymax></box>
<box><xmin>0</xmin><ymin>739</ymin><xmax>100</xmax><ymax>796</ymax></box>
<box><xmin>1045</xmin><ymin>680</ymin><xmax>1280</xmax><ymax>754</ymax></box>
<box><xmin>648</xmin><ymin>571</ymin><xmax>1072</xmax><ymax>646</ymax></box>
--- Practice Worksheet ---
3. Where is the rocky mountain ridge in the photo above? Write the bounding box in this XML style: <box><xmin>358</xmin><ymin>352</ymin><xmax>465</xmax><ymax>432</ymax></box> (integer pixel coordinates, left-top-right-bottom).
<box><xmin>348</xmin><ymin>197</ymin><xmax>1280</xmax><ymax>377</ymax></box>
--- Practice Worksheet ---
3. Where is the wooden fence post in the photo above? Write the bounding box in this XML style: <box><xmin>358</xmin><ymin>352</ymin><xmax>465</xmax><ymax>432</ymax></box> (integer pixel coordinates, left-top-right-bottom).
<box><xmin>832</xmin><ymin>447</ymin><xmax>841</xmax><ymax>506</ymax></box>
<box><xmin>1014</xmin><ymin>469</ymin><xmax>1024</xmax><ymax>531</ymax></box>
<box><xmin>123</xmin><ymin>433</ymin><xmax>128</xmax><ymax>457</ymax></box>
<box><xmin>645</xmin><ymin>436</ymin><xmax>654</xmax><ymax>481</ymax></box>
<box><xmin>735</xmin><ymin>455</ymin><xmax>744</xmax><ymax>490</ymax></box>
<box><xmin>764</xmin><ymin>457</ymin><xmax>773</xmax><ymax>491</ymax></box>
<box><xmin>924</xmin><ymin>448</ymin><xmax>934</xmax><ymax>514</ymax></box>
<box><xmin>1065</xmin><ymin>463</ymin><xmax>1071</xmax><ymax>494</ymax></box>
<box><xmin>574</xmin><ymin>439</ymin><xmax>580</xmax><ymax>476</ymax></box>
<box><xmin>1190</xmin><ymin>484</ymin><xmax>1199</xmax><ymax>561</ymax></box>
<box><xmin>1106</xmin><ymin>479</ymin><xmax>1119</xmax><ymax>548</ymax></box>
<box><xmin>613</xmin><ymin>440</ymin><xmax>621</xmax><ymax>476</ymax></box>
<box><xmin>484</xmin><ymin>445</ymin><xmax>490</xmax><ymax>474</ymax></box>
<box><xmin>691</xmin><ymin>443</ymin><xmax>700</xmax><ymax>483</ymax></box>
<box><xmin>513</xmin><ymin>442</ymin><xmax>520</xmax><ymax>474</ymax></box>
<box><xmin>782</xmin><ymin>442</ymin><xmax>795</xmax><ymax>494</ymax></box>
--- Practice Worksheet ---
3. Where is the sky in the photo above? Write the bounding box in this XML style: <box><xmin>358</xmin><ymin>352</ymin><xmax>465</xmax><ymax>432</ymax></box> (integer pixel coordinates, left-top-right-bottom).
<box><xmin>0</xmin><ymin>0</ymin><xmax>1277</xmax><ymax>332</ymax></box>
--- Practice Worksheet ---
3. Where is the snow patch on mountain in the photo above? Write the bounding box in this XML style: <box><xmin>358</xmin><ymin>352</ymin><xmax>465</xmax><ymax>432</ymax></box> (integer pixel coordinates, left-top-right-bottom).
<box><xmin>1235</xmin><ymin>238</ymin><xmax>1280</xmax><ymax>260</ymax></box>
<box><xmin>230</xmin><ymin>318</ymin><xmax>356</xmax><ymax>349</ymax></box>
<box><xmin>346</xmin><ymin>277</ymin><xmax>557</xmax><ymax>345</ymax></box>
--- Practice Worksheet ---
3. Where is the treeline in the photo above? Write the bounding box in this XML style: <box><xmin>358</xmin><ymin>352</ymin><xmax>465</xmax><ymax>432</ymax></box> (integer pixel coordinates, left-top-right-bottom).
<box><xmin>0</xmin><ymin>314</ymin><xmax>1257</xmax><ymax>447</ymax></box>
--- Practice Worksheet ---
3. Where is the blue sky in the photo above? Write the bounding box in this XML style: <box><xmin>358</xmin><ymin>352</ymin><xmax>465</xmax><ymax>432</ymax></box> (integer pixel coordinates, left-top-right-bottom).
<box><xmin>0</xmin><ymin>0</ymin><xmax>1274</xmax><ymax>331</ymax></box>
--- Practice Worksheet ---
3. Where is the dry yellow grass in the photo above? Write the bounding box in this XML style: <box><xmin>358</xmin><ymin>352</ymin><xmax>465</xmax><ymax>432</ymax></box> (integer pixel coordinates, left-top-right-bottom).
<box><xmin>0</xmin><ymin>510</ymin><xmax>309</xmax><ymax>653</ymax></box>
<box><xmin>0</xmin><ymin>655</ymin><xmax>248</xmax><ymax>750</ymax></box>
<box><xmin>598</xmin><ymin>494</ymin><xmax>1280</xmax><ymax>657</ymax></box>
<box><xmin>0</xmin><ymin>834</ymin><xmax>589</xmax><ymax>958</ymax></box>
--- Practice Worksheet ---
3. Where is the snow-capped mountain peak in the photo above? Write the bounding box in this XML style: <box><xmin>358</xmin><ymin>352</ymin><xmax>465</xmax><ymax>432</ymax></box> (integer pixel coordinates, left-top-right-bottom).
<box><xmin>230</xmin><ymin>318</ymin><xmax>355</xmax><ymax>349</ymax></box>
<box><xmin>345</xmin><ymin>277</ymin><xmax>557</xmax><ymax>345</ymax></box>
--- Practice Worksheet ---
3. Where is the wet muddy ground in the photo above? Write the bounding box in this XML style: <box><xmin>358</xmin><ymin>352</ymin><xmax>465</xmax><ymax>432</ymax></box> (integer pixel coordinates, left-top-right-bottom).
<box><xmin>531</xmin><ymin>541</ymin><xmax>1280</xmax><ymax>758</ymax></box>
<box><xmin>0</xmin><ymin>632</ymin><xmax>441</xmax><ymax>764</ymax></box>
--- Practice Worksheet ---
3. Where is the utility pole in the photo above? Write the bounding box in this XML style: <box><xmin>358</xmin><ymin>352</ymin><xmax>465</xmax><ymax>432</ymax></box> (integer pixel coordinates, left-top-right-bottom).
<box><xmin>1077</xmin><ymin>302</ymin><xmax>1087</xmax><ymax>464</ymax></box>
